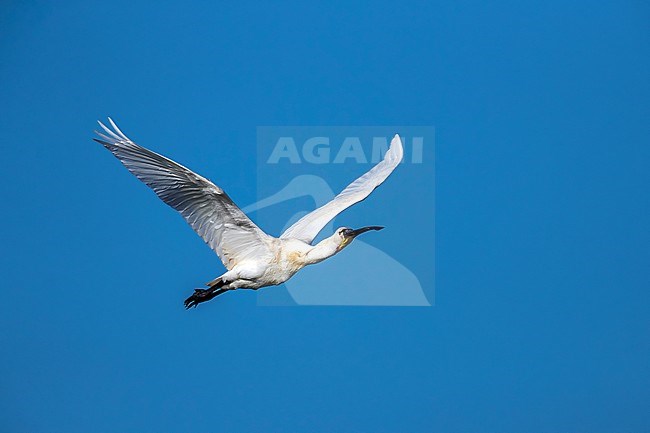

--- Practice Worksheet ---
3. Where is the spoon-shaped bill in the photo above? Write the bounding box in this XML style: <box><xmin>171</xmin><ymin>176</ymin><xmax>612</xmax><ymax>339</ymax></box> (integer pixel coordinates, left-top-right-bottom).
<box><xmin>344</xmin><ymin>226</ymin><xmax>385</xmax><ymax>238</ymax></box>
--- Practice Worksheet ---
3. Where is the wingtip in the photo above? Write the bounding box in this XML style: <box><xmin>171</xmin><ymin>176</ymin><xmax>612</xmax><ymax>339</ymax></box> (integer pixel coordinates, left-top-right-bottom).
<box><xmin>108</xmin><ymin>117</ymin><xmax>126</xmax><ymax>137</ymax></box>
<box><xmin>389</xmin><ymin>133</ymin><xmax>404</xmax><ymax>163</ymax></box>
<box><xmin>95</xmin><ymin>117</ymin><xmax>130</xmax><ymax>142</ymax></box>
<box><xmin>93</xmin><ymin>137</ymin><xmax>111</xmax><ymax>146</ymax></box>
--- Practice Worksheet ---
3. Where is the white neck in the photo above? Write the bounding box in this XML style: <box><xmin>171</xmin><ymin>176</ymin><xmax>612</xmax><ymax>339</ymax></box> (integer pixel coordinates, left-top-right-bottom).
<box><xmin>304</xmin><ymin>237</ymin><xmax>340</xmax><ymax>265</ymax></box>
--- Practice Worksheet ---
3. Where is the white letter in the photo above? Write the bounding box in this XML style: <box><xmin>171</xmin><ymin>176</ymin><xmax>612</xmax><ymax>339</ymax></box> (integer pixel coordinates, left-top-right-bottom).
<box><xmin>371</xmin><ymin>137</ymin><xmax>389</xmax><ymax>163</ymax></box>
<box><xmin>333</xmin><ymin>137</ymin><xmax>367</xmax><ymax>164</ymax></box>
<box><xmin>267</xmin><ymin>137</ymin><xmax>301</xmax><ymax>164</ymax></box>
<box><xmin>412</xmin><ymin>137</ymin><xmax>423</xmax><ymax>163</ymax></box>
<box><xmin>302</xmin><ymin>137</ymin><xmax>330</xmax><ymax>164</ymax></box>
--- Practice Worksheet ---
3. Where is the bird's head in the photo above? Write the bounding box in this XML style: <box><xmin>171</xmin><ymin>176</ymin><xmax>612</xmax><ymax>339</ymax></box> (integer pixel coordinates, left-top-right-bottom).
<box><xmin>334</xmin><ymin>226</ymin><xmax>384</xmax><ymax>250</ymax></box>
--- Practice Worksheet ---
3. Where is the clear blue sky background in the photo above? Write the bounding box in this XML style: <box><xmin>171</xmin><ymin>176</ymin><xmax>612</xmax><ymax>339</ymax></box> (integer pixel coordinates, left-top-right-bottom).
<box><xmin>1</xmin><ymin>1</ymin><xmax>648</xmax><ymax>432</ymax></box>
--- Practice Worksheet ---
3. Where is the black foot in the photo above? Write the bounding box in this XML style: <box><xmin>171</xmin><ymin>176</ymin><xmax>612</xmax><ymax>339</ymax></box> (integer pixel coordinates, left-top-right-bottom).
<box><xmin>184</xmin><ymin>287</ymin><xmax>227</xmax><ymax>309</ymax></box>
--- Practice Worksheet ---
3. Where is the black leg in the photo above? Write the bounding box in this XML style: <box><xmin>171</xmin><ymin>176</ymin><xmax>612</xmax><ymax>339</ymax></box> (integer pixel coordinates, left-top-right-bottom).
<box><xmin>184</xmin><ymin>286</ymin><xmax>229</xmax><ymax>309</ymax></box>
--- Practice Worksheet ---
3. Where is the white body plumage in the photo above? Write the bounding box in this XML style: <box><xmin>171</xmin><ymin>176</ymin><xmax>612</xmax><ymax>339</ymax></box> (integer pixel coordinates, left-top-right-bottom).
<box><xmin>224</xmin><ymin>235</ymin><xmax>343</xmax><ymax>290</ymax></box>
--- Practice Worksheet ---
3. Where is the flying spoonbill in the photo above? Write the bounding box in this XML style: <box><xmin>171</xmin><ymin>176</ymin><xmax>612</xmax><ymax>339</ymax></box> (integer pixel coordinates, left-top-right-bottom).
<box><xmin>93</xmin><ymin>119</ymin><xmax>403</xmax><ymax>308</ymax></box>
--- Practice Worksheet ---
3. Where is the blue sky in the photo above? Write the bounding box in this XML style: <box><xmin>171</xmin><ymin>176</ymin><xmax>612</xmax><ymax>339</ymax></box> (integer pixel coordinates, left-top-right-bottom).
<box><xmin>1</xmin><ymin>1</ymin><xmax>649</xmax><ymax>432</ymax></box>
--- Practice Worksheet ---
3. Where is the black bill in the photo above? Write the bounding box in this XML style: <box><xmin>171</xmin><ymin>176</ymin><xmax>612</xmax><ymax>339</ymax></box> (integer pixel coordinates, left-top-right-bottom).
<box><xmin>343</xmin><ymin>226</ymin><xmax>385</xmax><ymax>238</ymax></box>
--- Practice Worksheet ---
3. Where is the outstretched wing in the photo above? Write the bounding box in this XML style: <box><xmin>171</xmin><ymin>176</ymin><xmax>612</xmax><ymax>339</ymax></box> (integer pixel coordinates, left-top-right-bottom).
<box><xmin>94</xmin><ymin>118</ymin><xmax>272</xmax><ymax>270</ymax></box>
<box><xmin>280</xmin><ymin>134</ymin><xmax>404</xmax><ymax>244</ymax></box>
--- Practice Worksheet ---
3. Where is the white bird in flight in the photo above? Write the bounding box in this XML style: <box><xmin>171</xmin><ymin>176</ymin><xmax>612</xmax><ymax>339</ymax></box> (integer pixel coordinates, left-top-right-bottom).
<box><xmin>94</xmin><ymin>119</ymin><xmax>404</xmax><ymax>308</ymax></box>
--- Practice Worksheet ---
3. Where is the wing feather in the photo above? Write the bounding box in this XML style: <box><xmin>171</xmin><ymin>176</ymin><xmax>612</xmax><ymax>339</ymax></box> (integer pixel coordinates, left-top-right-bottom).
<box><xmin>280</xmin><ymin>134</ymin><xmax>404</xmax><ymax>244</ymax></box>
<box><xmin>94</xmin><ymin>118</ymin><xmax>272</xmax><ymax>270</ymax></box>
